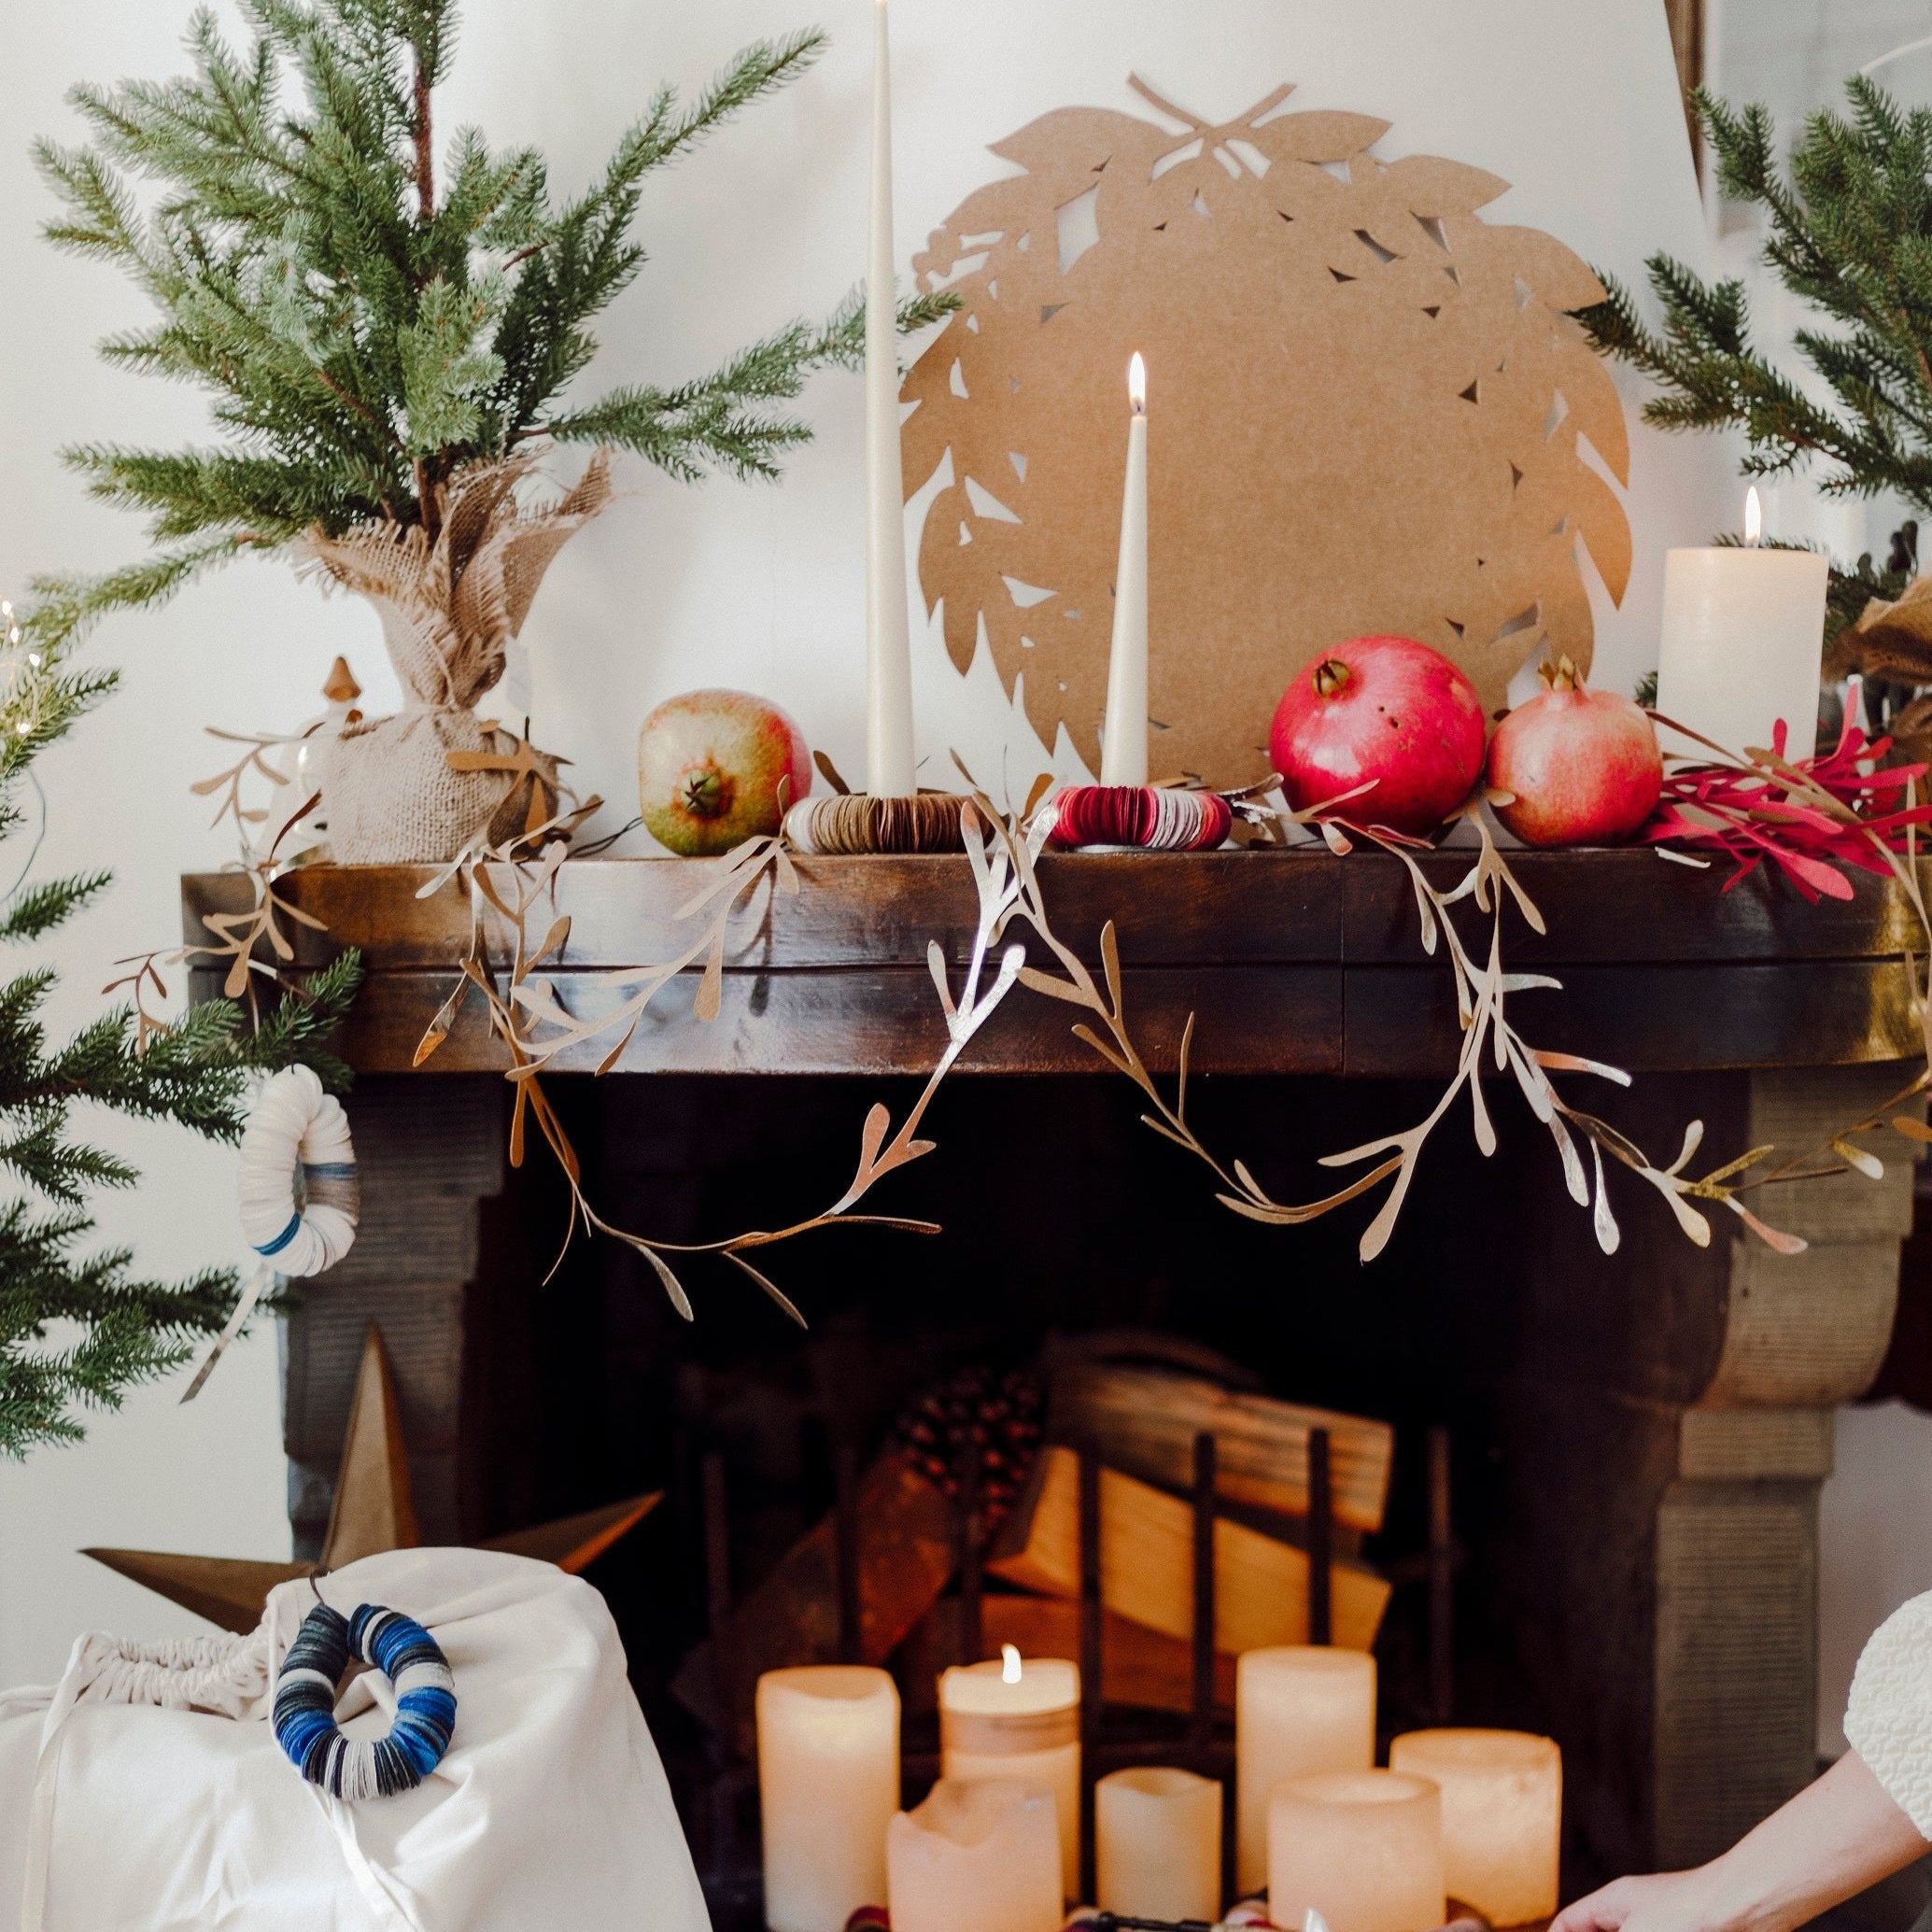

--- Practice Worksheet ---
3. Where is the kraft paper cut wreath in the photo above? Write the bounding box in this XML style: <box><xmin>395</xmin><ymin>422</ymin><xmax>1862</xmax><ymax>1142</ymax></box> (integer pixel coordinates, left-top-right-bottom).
<box><xmin>901</xmin><ymin>78</ymin><xmax>1632</xmax><ymax>788</ymax></box>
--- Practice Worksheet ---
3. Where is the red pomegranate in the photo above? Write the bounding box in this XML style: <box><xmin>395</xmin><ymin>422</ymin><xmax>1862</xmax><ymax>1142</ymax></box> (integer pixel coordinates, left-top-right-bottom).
<box><xmin>1269</xmin><ymin>636</ymin><xmax>1487</xmax><ymax>836</ymax></box>
<box><xmin>1487</xmin><ymin>658</ymin><xmax>1661</xmax><ymax>847</ymax></box>
<box><xmin>638</xmin><ymin>689</ymin><xmax>811</xmax><ymax>856</ymax></box>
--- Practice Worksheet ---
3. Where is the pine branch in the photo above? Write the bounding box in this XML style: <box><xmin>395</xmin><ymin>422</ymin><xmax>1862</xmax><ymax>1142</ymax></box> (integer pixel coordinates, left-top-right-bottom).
<box><xmin>217</xmin><ymin>950</ymin><xmax>365</xmax><ymax>1093</ymax></box>
<box><xmin>0</xmin><ymin>579</ymin><xmax>362</xmax><ymax>1457</ymax></box>
<box><xmin>547</xmin><ymin>289</ymin><xmax>960</xmax><ymax>480</ymax></box>
<box><xmin>21</xmin><ymin>538</ymin><xmax>253</xmax><ymax>659</ymax></box>
<box><xmin>0</xmin><ymin>872</ymin><xmax>112</xmax><ymax>944</ymax></box>
<box><xmin>1583</xmin><ymin>77</ymin><xmax>1932</xmax><ymax>517</ymax></box>
<box><xmin>612</xmin><ymin>31</ymin><xmax>828</xmax><ymax>184</ymax></box>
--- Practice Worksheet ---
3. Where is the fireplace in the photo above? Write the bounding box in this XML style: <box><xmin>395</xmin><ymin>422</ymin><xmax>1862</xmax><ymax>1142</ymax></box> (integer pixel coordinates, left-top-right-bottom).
<box><xmin>188</xmin><ymin>850</ymin><xmax>1923</xmax><ymax>1913</ymax></box>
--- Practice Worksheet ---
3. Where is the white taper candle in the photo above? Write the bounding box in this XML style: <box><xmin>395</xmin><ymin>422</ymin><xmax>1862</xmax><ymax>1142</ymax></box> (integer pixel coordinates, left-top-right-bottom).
<box><xmin>1100</xmin><ymin>353</ymin><xmax>1149</xmax><ymax>786</ymax></box>
<box><xmin>865</xmin><ymin>0</ymin><xmax>916</xmax><ymax>798</ymax></box>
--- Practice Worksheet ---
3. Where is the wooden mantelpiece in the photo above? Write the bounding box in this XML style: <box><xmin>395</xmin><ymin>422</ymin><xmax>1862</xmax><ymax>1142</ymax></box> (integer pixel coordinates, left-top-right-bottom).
<box><xmin>183</xmin><ymin>847</ymin><xmax>1927</xmax><ymax>1079</ymax></box>
<box><xmin>182</xmin><ymin>847</ymin><xmax>1927</xmax><ymax>1890</ymax></box>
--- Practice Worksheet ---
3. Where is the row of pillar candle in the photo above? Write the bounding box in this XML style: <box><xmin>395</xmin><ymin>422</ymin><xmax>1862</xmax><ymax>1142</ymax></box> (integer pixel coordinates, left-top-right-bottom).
<box><xmin>756</xmin><ymin>1648</ymin><xmax>1560</xmax><ymax>1932</ymax></box>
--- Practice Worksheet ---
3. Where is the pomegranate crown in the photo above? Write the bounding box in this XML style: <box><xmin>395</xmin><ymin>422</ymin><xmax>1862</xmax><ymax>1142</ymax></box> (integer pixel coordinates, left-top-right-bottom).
<box><xmin>1538</xmin><ymin>655</ymin><xmax>1584</xmax><ymax>695</ymax></box>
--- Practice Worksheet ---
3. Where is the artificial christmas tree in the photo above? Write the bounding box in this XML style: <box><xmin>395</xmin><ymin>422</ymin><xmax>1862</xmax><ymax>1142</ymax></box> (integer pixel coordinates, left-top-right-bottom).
<box><xmin>0</xmin><ymin>596</ymin><xmax>360</xmax><ymax>1459</ymax></box>
<box><xmin>32</xmin><ymin>0</ymin><xmax>951</xmax><ymax>859</ymax></box>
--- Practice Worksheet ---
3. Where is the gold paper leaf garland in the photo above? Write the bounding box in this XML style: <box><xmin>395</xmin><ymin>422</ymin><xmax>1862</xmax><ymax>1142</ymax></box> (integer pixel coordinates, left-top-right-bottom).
<box><xmin>902</xmin><ymin>78</ymin><xmax>1632</xmax><ymax>786</ymax></box>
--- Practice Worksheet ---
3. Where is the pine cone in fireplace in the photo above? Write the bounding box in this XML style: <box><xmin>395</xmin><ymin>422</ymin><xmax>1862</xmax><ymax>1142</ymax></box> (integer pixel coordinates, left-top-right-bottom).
<box><xmin>894</xmin><ymin>1366</ymin><xmax>1044</xmax><ymax>1530</ymax></box>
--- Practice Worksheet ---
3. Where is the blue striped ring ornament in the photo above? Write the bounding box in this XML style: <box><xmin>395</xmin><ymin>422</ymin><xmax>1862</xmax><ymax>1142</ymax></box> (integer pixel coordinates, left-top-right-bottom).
<box><xmin>274</xmin><ymin>1602</ymin><xmax>458</xmax><ymax>1801</ymax></box>
<box><xmin>237</xmin><ymin>1065</ymin><xmax>358</xmax><ymax>1277</ymax></box>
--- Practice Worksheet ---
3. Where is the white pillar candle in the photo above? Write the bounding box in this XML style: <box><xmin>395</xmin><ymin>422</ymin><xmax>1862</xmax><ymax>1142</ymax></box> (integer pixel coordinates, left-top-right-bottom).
<box><xmin>757</xmin><ymin>1666</ymin><xmax>900</xmax><ymax>1932</ymax></box>
<box><xmin>1656</xmin><ymin>487</ymin><xmax>1827</xmax><ymax>760</ymax></box>
<box><xmin>1099</xmin><ymin>352</ymin><xmax>1149</xmax><ymax>786</ymax></box>
<box><xmin>1268</xmin><ymin>1770</ymin><xmax>1445</xmax><ymax>1932</ymax></box>
<box><xmin>864</xmin><ymin>0</ymin><xmax>916</xmax><ymax>799</ymax></box>
<box><xmin>939</xmin><ymin>1650</ymin><xmax>1081</xmax><ymax>1898</ymax></box>
<box><xmin>1235</xmin><ymin>1646</ymin><xmax>1375</xmax><ymax>1894</ymax></box>
<box><xmin>1389</xmin><ymin>1728</ymin><xmax>1561</xmax><ymax>1926</ymax></box>
<box><xmin>1096</xmin><ymin>1766</ymin><xmax>1222</xmax><ymax>1921</ymax></box>
<box><xmin>888</xmin><ymin>1779</ymin><xmax>1064</xmax><ymax>1932</ymax></box>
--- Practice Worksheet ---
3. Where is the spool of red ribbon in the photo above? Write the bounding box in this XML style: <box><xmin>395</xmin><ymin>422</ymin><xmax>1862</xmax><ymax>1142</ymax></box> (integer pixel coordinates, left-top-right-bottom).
<box><xmin>1043</xmin><ymin>784</ymin><xmax>1232</xmax><ymax>852</ymax></box>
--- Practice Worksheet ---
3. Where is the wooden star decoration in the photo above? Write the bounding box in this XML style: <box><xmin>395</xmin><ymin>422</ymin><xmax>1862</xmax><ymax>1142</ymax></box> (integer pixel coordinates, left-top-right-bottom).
<box><xmin>85</xmin><ymin>1323</ymin><xmax>658</xmax><ymax>1633</ymax></box>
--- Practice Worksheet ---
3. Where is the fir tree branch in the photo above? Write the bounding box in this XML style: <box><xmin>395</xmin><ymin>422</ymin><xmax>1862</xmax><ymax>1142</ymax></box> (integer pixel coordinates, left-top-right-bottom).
<box><xmin>0</xmin><ymin>872</ymin><xmax>111</xmax><ymax>944</ymax></box>
<box><xmin>21</xmin><ymin>537</ymin><xmax>253</xmax><ymax>659</ymax></box>
<box><xmin>546</xmin><ymin>289</ymin><xmax>959</xmax><ymax>479</ymax></box>
<box><xmin>615</xmin><ymin>31</ymin><xmax>828</xmax><ymax>183</ymax></box>
<box><xmin>1582</xmin><ymin>77</ymin><xmax>1932</xmax><ymax>517</ymax></box>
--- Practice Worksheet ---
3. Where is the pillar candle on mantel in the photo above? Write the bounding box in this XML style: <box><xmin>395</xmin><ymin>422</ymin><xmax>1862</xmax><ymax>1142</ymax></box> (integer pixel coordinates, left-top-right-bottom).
<box><xmin>1268</xmin><ymin>1770</ymin><xmax>1445</xmax><ymax>1932</ymax></box>
<box><xmin>757</xmin><ymin>1666</ymin><xmax>900</xmax><ymax>1932</ymax></box>
<box><xmin>1096</xmin><ymin>1766</ymin><xmax>1221</xmax><ymax>1922</ymax></box>
<box><xmin>1389</xmin><ymin>1728</ymin><xmax>1561</xmax><ymax>1927</ymax></box>
<box><xmin>1235</xmin><ymin>1645</ymin><xmax>1376</xmax><ymax>1894</ymax></box>
<box><xmin>939</xmin><ymin>1649</ymin><xmax>1080</xmax><ymax>1897</ymax></box>
<box><xmin>887</xmin><ymin>1779</ymin><xmax>1063</xmax><ymax>1932</ymax></box>
<box><xmin>1656</xmin><ymin>486</ymin><xmax>1828</xmax><ymax>760</ymax></box>
<box><xmin>1099</xmin><ymin>352</ymin><xmax>1149</xmax><ymax>786</ymax></box>
<box><xmin>864</xmin><ymin>0</ymin><xmax>916</xmax><ymax>798</ymax></box>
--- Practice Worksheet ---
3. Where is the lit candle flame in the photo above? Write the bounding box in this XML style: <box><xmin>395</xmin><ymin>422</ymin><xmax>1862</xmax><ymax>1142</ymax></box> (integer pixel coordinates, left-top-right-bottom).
<box><xmin>1743</xmin><ymin>485</ymin><xmax>1763</xmax><ymax>549</ymax></box>
<box><xmin>1001</xmin><ymin>1643</ymin><xmax>1022</xmax><ymax>1684</ymax></box>
<box><xmin>1128</xmin><ymin>351</ymin><xmax>1147</xmax><ymax>416</ymax></box>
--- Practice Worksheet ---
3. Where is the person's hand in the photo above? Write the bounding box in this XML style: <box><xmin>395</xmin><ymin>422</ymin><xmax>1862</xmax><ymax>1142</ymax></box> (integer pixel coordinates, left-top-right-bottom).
<box><xmin>1549</xmin><ymin>1870</ymin><xmax>1722</xmax><ymax>1932</ymax></box>
<box><xmin>1544</xmin><ymin>1752</ymin><xmax>1929</xmax><ymax>1932</ymax></box>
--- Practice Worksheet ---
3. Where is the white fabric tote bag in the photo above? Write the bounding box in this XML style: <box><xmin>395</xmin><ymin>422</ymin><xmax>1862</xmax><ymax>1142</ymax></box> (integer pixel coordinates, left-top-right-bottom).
<box><xmin>0</xmin><ymin>1545</ymin><xmax>712</xmax><ymax>1932</ymax></box>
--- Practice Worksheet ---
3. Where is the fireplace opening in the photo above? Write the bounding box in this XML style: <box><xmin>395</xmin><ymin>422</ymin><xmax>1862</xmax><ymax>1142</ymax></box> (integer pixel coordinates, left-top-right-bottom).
<box><xmin>430</xmin><ymin>1061</ymin><xmax>1782</xmax><ymax>1922</ymax></box>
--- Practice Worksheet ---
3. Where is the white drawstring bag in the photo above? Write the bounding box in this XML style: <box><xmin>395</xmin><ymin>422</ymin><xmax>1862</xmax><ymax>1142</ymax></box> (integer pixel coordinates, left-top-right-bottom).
<box><xmin>0</xmin><ymin>1546</ymin><xmax>710</xmax><ymax>1932</ymax></box>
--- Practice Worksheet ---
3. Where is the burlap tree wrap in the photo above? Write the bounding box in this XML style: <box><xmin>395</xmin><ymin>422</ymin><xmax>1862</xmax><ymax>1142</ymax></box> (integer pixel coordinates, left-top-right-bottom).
<box><xmin>304</xmin><ymin>453</ymin><xmax>613</xmax><ymax>863</ymax></box>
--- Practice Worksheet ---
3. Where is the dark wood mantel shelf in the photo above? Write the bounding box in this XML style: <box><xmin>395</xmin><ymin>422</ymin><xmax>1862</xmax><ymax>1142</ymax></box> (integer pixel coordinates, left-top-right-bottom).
<box><xmin>183</xmin><ymin>847</ymin><xmax>1929</xmax><ymax>1079</ymax></box>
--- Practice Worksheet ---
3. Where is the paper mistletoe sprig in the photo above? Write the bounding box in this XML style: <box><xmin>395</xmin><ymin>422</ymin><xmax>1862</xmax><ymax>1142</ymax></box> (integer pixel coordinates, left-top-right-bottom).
<box><xmin>190</xmin><ymin>726</ymin><xmax>320</xmax><ymax>841</ymax></box>
<box><xmin>976</xmin><ymin>783</ymin><xmax>1814</xmax><ymax>1262</ymax></box>
<box><xmin>1307</xmin><ymin>805</ymin><xmax>1807</xmax><ymax>1259</ymax></box>
<box><xmin>414</xmin><ymin>800</ymin><xmax>1031</xmax><ymax>1314</ymax></box>
<box><xmin>109</xmin><ymin>724</ymin><xmax>328</xmax><ymax>1042</ymax></box>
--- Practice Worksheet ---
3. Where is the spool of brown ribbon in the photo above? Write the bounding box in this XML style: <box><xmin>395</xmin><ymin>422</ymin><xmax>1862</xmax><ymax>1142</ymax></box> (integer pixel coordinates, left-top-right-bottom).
<box><xmin>784</xmin><ymin>792</ymin><xmax>967</xmax><ymax>855</ymax></box>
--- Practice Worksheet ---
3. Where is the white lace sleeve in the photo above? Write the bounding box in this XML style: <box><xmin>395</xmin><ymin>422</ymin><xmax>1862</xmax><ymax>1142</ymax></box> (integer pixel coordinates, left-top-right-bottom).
<box><xmin>1845</xmin><ymin>1589</ymin><xmax>1932</xmax><ymax>1835</ymax></box>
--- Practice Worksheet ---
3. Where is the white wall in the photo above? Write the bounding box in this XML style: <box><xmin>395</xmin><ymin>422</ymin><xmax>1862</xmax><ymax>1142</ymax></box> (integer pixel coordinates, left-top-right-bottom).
<box><xmin>0</xmin><ymin>0</ymin><xmax>1721</xmax><ymax>1685</ymax></box>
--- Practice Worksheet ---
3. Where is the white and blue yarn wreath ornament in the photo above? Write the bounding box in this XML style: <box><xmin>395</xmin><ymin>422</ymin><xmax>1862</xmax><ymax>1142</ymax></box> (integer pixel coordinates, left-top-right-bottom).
<box><xmin>183</xmin><ymin>1065</ymin><xmax>359</xmax><ymax>1401</ymax></box>
<box><xmin>275</xmin><ymin>1601</ymin><xmax>457</xmax><ymax>1800</ymax></box>
<box><xmin>239</xmin><ymin>1064</ymin><xmax>358</xmax><ymax>1275</ymax></box>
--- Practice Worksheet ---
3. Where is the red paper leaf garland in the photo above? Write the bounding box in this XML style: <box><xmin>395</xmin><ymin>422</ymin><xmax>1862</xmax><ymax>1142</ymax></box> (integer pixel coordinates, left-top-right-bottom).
<box><xmin>1643</xmin><ymin>697</ymin><xmax>1932</xmax><ymax>902</ymax></box>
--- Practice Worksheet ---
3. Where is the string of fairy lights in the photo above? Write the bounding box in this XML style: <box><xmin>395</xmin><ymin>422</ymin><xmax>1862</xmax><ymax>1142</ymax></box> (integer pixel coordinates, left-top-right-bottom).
<box><xmin>0</xmin><ymin>597</ymin><xmax>51</xmax><ymax>897</ymax></box>
<box><xmin>0</xmin><ymin>598</ymin><xmax>44</xmax><ymax>733</ymax></box>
